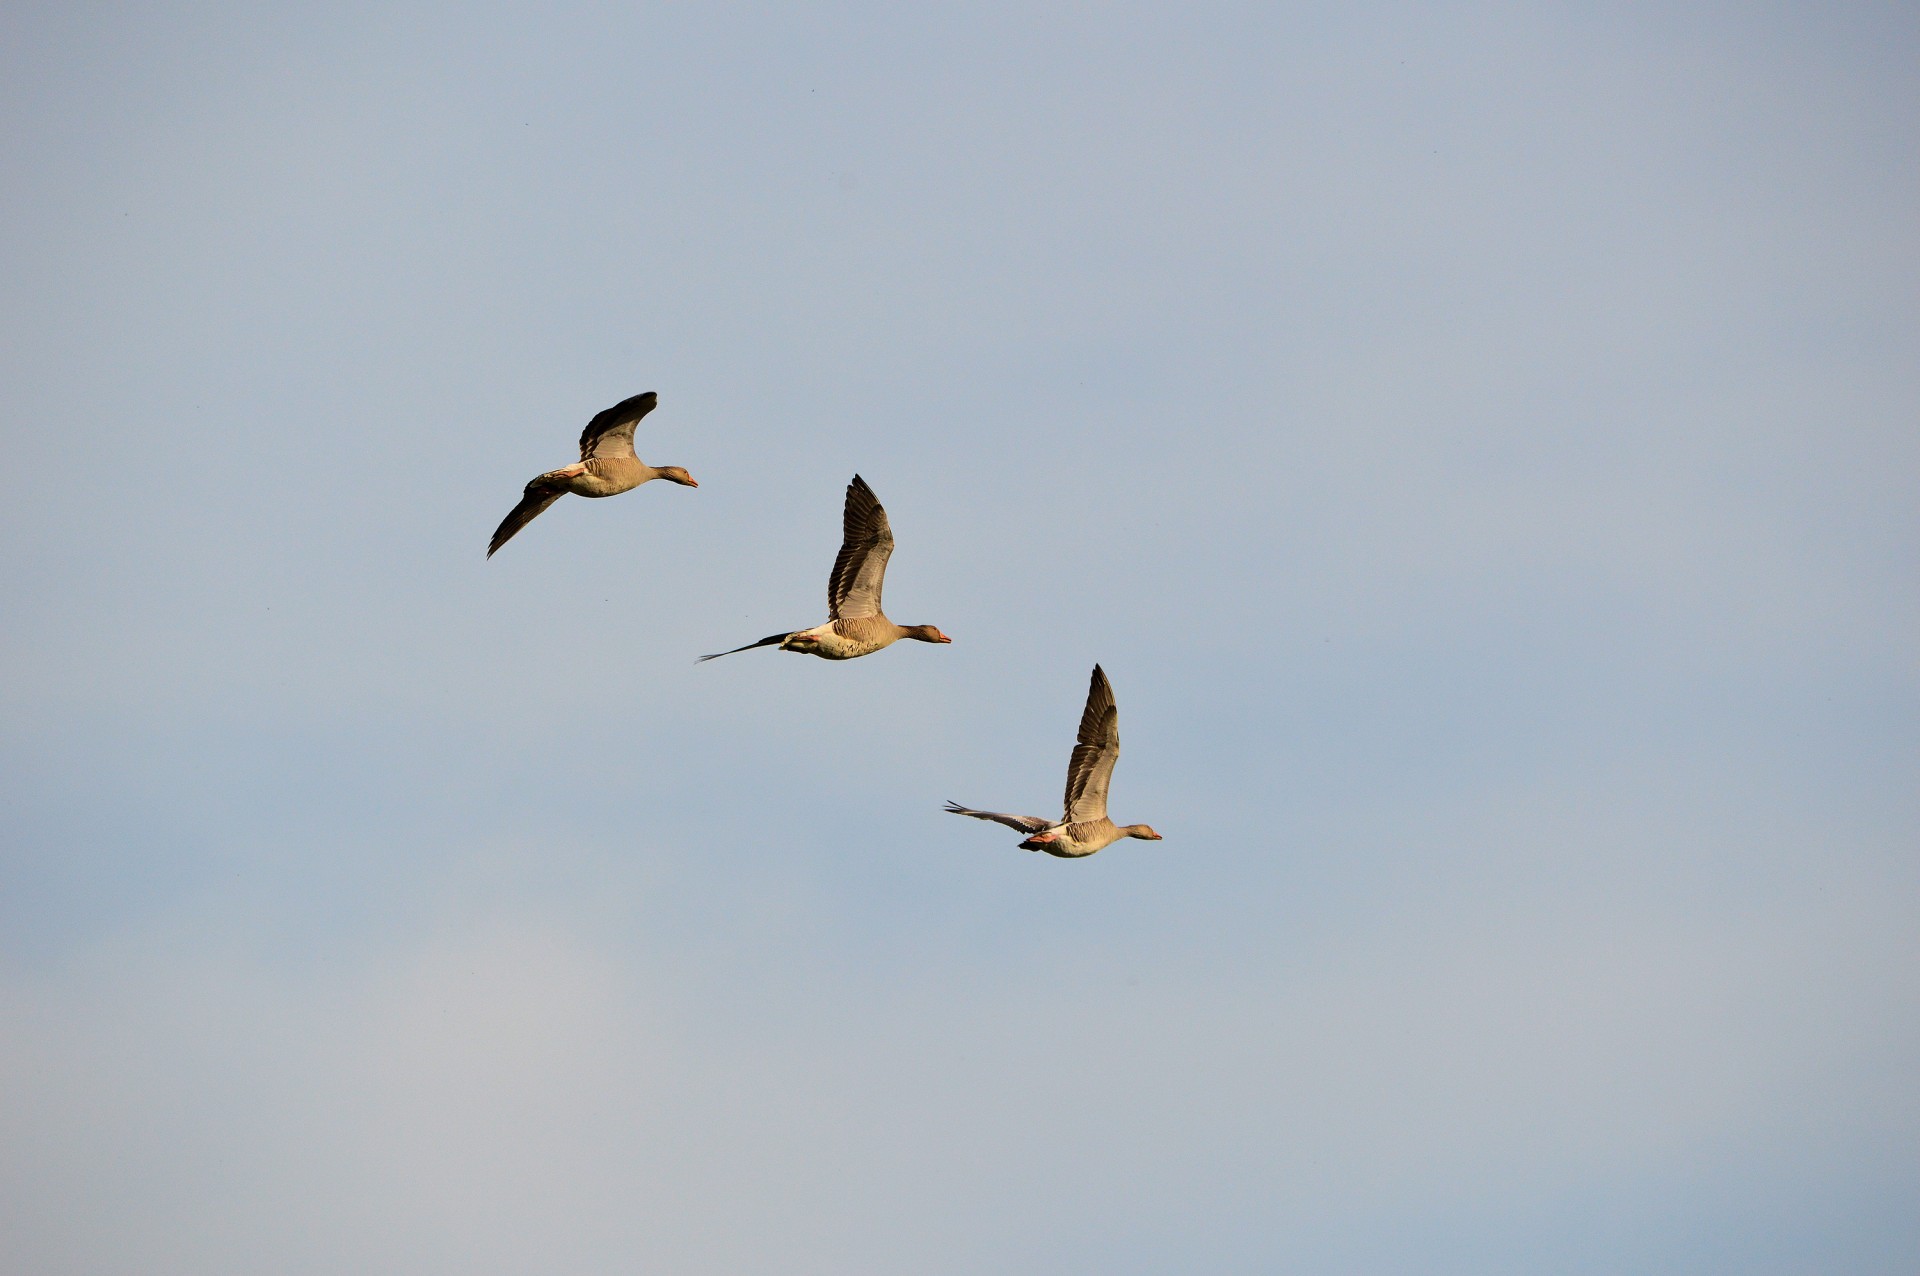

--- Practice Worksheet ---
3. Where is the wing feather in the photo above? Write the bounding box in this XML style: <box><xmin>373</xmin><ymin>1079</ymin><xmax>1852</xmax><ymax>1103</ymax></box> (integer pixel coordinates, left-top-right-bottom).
<box><xmin>578</xmin><ymin>391</ymin><xmax>659</xmax><ymax>461</ymax></box>
<box><xmin>486</xmin><ymin>482</ymin><xmax>565</xmax><ymax>557</ymax></box>
<box><xmin>698</xmin><ymin>632</ymin><xmax>792</xmax><ymax>662</ymax></box>
<box><xmin>827</xmin><ymin>474</ymin><xmax>895</xmax><ymax>620</ymax></box>
<box><xmin>943</xmin><ymin>802</ymin><xmax>1055</xmax><ymax>835</ymax></box>
<box><xmin>1062</xmin><ymin>665</ymin><xmax>1120</xmax><ymax>823</ymax></box>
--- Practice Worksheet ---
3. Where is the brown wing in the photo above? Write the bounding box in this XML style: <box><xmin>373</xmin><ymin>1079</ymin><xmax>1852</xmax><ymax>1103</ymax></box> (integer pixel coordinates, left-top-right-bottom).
<box><xmin>827</xmin><ymin>474</ymin><xmax>895</xmax><ymax>621</ymax></box>
<box><xmin>1063</xmin><ymin>665</ymin><xmax>1120</xmax><ymax>823</ymax></box>
<box><xmin>943</xmin><ymin>802</ymin><xmax>1055</xmax><ymax>835</ymax></box>
<box><xmin>697</xmin><ymin>632</ymin><xmax>793</xmax><ymax>662</ymax></box>
<box><xmin>486</xmin><ymin>478</ymin><xmax>566</xmax><ymax>557</ymax></box>
<box><xmin>578</xmin><ymin>391</ymin><xmax>659</xmax><ymax>461</ymax></box>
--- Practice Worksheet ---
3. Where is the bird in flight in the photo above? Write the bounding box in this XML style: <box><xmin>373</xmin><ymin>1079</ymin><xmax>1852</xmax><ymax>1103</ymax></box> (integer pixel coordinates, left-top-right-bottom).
<box><xmin>487</xmin><ymin>391</ymin><xmax>697</xmax><ymax>557</ymax></box>
<box><xmin>945</xmin><ymin>665</ymin><xmax>1162</xmax><ymax>857</ymax></box>
<box><xmin>701</xmin><ymin>474</ymin><xmax>952</xmax><ymax>661</ymax></box>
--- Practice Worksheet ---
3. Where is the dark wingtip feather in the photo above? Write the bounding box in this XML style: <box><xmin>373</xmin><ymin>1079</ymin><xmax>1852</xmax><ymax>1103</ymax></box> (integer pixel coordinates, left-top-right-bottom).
<box><xmin>697</xmin><ymin>632</ymin><xmax>791</xmax><ymax>662</ymax></box>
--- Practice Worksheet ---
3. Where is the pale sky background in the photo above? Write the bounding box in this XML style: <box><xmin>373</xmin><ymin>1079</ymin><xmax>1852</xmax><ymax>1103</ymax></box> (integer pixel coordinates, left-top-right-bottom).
<box><xmin>2</xmin><ymin>3</ymin><xmax>1916</xmax><ymax>1272</ymax></box>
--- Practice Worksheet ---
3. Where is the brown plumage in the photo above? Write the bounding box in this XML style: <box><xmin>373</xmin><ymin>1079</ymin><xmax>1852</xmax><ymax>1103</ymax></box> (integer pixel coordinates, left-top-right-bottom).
<box><xmin>700</xmin><ymin>475</ymin><xmax>951</xmax><ymax>661</ymax></box>
<box><xmin>945</xmin><ymin>665</ymin><xmax>1163</xmax><ymax>858</ymax></box>
<box><xmin>487</xmin><ymin>391</ymin><xmax>697</xmax><ymax>557</ymax></box>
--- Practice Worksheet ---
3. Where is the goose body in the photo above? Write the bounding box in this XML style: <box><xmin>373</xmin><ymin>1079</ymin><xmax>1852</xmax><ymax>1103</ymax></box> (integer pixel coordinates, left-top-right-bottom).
<box><xmin>775</xmin><ymin>617</ymin><xmax>915</xmax><ymax>661</ymax></box>
<box><xmin>701</xmin><ymin>475</ymin><xmax>951</xmax><ymax>662</ymax></box>
<box><xmin>487</xmin><ymin>391</ymin><xmax>697</xmax><ymax>557</ymax></box>
<box><xmin>945</xmin><ymin>665</ymin><xmax>1162</xmax><ymax>858</ymax></box>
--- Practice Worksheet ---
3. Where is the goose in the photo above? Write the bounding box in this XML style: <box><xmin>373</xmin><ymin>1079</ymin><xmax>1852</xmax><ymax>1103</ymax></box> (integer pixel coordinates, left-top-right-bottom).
<box><xmin>487</xmin><ymin>391</ymin><xmax>697</xmax><ymax>557</ymax></box>
<box><xmin>945</xmin><ymin>664</ymin><xmax>1162</xmax><ymax>857</ymax></box>
<box><xmin>700</xmin><ymin>475</ymin><xmax>952</xmax><ymax>661</ymax></box>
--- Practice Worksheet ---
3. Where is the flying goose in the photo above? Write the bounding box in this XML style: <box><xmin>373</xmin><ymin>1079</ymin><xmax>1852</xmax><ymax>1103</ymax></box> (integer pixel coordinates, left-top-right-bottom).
<box><xmin>487</xmin><ymin>391</ymin><xmax>697</xmax><ymax>557</ymax></box>
<box><xmin>700</xmin><ymin>475</ymin><xmax>952</xmax><ymax>661</ymax></box>
<box><xmin>945</xmin><ymin>664</ymin><xmax>1162</xmax><ymax>857</ymax></box>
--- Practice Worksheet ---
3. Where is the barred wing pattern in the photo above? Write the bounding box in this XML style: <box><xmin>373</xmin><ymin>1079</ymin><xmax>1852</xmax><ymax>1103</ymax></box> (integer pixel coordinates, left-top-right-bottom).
<box><xmin>1062</xmin><ymin>664</ymin><xmax>1120</xmax><ymax>824</ymax></box>
<box><xmin>578</xmin><ymin>391</ymin><xmax>659</xmax><ymax>461</ymax></box>
<box><xmin>827</xmin><ymin>475</ymin><xmax>895</xmax><ymax>621</ymax></box>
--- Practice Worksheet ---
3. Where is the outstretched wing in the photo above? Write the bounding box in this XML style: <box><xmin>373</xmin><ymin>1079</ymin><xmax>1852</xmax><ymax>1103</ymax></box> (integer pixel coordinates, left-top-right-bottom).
<box><xmin>487</xmin><ymin>479</ymin><xmax>566</xmax><ymax>557</ymax></box>
<box><xmin>698</xmin><ymin>632</ymin><xmax>792</xmax><ymax>662</ymax></box>
<box><xmin>1063</xmin><ymin>664</ymin><xmax>1120</xmax><ymax>823</ymax></box>
<box><xmin>943</xmin><ymin>801</ymin><xmax>1055</xmax><ymax>835</ymax></box>
<box><xmin>578</xmin><ymin>391</ymin><xmax>659</xmax><ymax>461</ymax></box>
<box><xmin>827</xmin><ymin>474</ymin><xmax>895</xmax><ymax>621</ymax></box>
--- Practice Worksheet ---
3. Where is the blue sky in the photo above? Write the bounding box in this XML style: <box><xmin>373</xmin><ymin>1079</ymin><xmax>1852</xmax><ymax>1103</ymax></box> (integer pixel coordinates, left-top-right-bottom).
<box><xmin>2</xmin><ymin>3</ymin><xmax>1916</xmax><ymax>1272</ymax></box>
